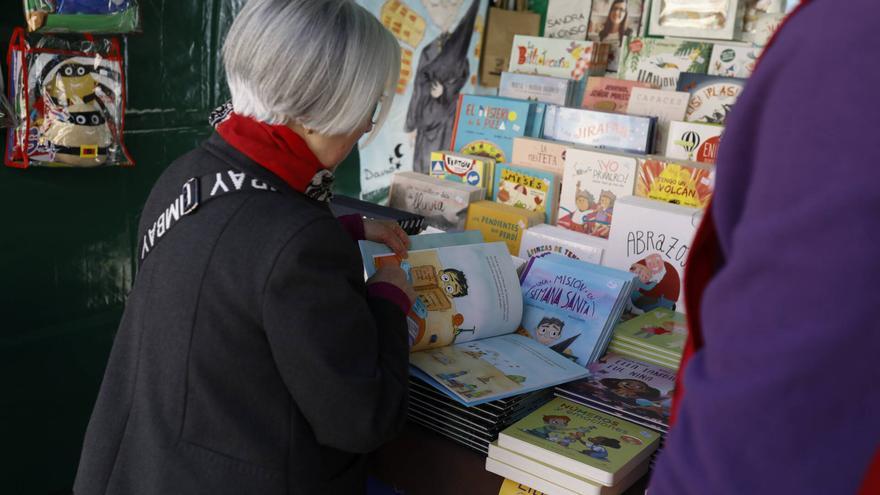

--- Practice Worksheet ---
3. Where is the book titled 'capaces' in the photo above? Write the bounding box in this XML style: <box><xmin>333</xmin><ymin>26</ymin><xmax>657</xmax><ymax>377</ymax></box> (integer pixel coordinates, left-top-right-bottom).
<box><xmin>493</xmin><ymin>164</ymin><xmax>560</xmax><ymax>223</ymax></box>
<box><xmin>617</xmin><ymin>37</ymin><xmax>712</xmax><ymax>91</ymax></box>
<box><xmin>466</xmin><ymin>200</ymin><xmax>545</xmax><ymax>255</ymax></box>
<box><xmin>557</xmin><ymin>147</ymin><xmax>638</xmax><ymax>240</ymax></box>
<box><xmin>451</xmin><ymin>95</ymin><xmax>546</xmax><ymax>165</ymax></box>
<box><xmin>635</xmin><ymin>157</ymin><xmax>714</xmax><ymax>208</ymax></box>
<box><xmin>625</xmin><ymin>87</ymin><xmax>689</xmax><ymax>155</ymax></box>
<box><xmin>602</xmin><ymin>196</ymin><xmax>700</xmax><ymax>315</ymax></box>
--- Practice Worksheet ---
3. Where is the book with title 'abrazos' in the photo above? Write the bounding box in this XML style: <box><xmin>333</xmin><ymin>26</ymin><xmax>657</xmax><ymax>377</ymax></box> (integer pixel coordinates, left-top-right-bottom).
<box><xmin>557</xmin><ymin>147</ymin><xmax>639</xmax><ymax>240</ymax></box>
<box><xmin>451</xmin><ymin>95</ymin><xmax>546</xmax><ymax>166</ymax></box>
<box><xmin>602</xmin><ymin>196</ymin><xmax>701</xmax><ymax>315</ymax></box>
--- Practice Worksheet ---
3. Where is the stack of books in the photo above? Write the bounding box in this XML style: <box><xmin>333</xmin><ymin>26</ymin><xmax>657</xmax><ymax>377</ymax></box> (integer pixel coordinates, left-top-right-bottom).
<box><xmin>486</xmin><ymin>397</ymin><xmax>661</xmax><ymax>495</ymax></box>
<box><xmin>555</xmin><ymin>353</ymin><xmax>677</xmax><ymax>434</ymax></box>
<box><xmin>407</xmin><ymin>375</ymin><xmax>554</xmax><ymax>455</ymax></box>
<box><xmin>607</xmin><ymin>309</ymin><xmax>687</xmax><ymax>371</ymax></box>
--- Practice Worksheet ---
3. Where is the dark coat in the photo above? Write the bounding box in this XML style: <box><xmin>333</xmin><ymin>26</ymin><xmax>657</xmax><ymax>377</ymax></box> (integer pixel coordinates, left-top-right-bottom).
<box><xmin>73</xmin><ymin>133</ymin><xmax>409</xmax><ymax>495</ymax></box>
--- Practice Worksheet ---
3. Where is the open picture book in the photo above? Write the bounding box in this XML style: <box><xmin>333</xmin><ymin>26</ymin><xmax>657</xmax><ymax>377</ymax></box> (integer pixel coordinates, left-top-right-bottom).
<box><xmin>359</xmin><ymin>232</ymin><xmax>634</xmax><ymax>406</ymax></box>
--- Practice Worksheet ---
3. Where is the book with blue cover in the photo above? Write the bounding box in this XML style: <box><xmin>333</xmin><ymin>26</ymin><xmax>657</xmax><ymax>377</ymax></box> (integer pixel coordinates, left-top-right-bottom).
<box><xmin>518</xmin><ymin>253</ymin><xmax>634</xmax><ymax>366</ymax></box>
<box><xmin>544</xmin><ymin>106</ymin><xmax>656</xmax><ymax>154</ymax></box>
<box><xmin>451</xmin><ymin>95</ymin><xmax>546</xmax><ymax>166</ymax></box>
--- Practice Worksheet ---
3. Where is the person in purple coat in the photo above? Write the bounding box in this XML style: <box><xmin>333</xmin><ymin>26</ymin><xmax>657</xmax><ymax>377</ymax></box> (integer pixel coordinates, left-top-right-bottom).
<box><xmin>649</xmin><ymin>1</ymin><xmax>880</xmax><ymax>493</ymax></box>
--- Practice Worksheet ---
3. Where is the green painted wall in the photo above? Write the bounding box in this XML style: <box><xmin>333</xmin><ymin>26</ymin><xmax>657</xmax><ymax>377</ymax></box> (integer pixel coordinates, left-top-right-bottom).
<box><xmin>0</xmin><ymin>2</ymin><xmax>360</xmax><ymax>492</ymax></box>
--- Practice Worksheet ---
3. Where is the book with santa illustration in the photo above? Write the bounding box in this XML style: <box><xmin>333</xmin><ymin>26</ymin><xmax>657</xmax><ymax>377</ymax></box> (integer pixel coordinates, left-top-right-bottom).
<box><xmin>601</xmin><ymin>196</ymin><xmax>701</xmax><ymax>315</ymax></box>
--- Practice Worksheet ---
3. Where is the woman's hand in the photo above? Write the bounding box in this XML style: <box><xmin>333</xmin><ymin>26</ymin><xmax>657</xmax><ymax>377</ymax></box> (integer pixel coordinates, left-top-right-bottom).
<box><xmin>368</xmin><ymin>265</ymin><xmax>417</xmax><ymax>305</ymax></box>
<box><xmin>364</xmin><ymin>219</ymin><xmax>410</xmax><ymax>258</ymax></box>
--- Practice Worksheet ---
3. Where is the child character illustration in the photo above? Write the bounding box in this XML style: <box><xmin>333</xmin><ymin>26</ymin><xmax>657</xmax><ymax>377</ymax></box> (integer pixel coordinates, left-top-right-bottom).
<box><xmin>405</xmin><ymin>0</ymin><xmax>480</xmax><ymax>173</ymax></box>
<box><xmin>581</xmin><ymin>436</ymin><xmax>621</xmax><ymax>461</ymax></box>
<box><xmin>439</xmin><ymin>268</ymin><xmax>469</xmax><ymax>298</ymax></box>
<box><xmin>628</xmin><ymin>253</ymin><xmax>680</xmax><ymax>314</ymax></box>
<box><xmin>599</xmin><ymin>377</ymin><xmax>670</xmax><ymax>422</ymax></box>
<box><xmin>525</xmin><ymin>415</ymin><xmax>571</xmax><ymax>439</ymax></box>
<box><xmin>600</xmin><ymin>378</ymin><xmax>661</xmax><ymax>402</ymax></box>
<box><xmin>585</xmin><ymin>189</ymin><xmax>616</xmax><ymax>238</ymax></box>
<box><xmin>535</xmin><ymin>317</ymin><xmax>565</xmax><ymax>346</ymax></box>
<box><xmin>557</xmin><ymin>182</ymin><xmax>596</xmax><ymax>232</ymax></box>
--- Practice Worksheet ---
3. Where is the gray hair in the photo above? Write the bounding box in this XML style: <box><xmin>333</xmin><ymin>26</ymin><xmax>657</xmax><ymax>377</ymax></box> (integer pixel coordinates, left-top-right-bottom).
<box><xmin>223</xmin><ymin>0</ymin><xmax>400</xmax><ymax>137</ymax></box>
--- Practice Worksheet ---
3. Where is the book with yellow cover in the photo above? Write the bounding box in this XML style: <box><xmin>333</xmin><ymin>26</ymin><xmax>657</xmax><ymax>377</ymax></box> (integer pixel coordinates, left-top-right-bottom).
<box><xmin>493</xmin><ymin>164</ymin><xmax>561</xmax><ymax>224</ymax></box>
<box><xmin>635</xmin><ymin>157</ymin><xmax>714</xmax><ymax>208</ymax></box>
<box><xmin>465</xmin><ymin>201</ymin><xmax>545</xmax><ymax>255</ymax></box>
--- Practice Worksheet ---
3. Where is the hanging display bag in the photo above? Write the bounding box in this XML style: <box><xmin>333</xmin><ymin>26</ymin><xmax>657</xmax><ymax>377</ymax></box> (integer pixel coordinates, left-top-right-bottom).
<box><xmin>24</xmin><ymin>0</ymin><xmax>141</xmax><ymax>34</ymax></box>
<box><xmin>6</xmin><ymin>28</ymin><xmax>134</xmax><ymax>168</ymax></box>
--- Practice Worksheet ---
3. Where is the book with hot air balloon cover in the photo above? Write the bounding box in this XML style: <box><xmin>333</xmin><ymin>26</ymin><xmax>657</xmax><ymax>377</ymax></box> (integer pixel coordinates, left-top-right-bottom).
<box><xmin>664</xmin><ymin>120</ymin><xmax>724</xmax><ymax>164</ymax></box>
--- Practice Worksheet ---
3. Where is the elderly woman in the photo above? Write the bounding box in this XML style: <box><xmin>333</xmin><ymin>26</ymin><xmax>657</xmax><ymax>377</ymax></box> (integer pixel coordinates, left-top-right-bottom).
<box><xmin>73</xmin><ymin>0</ymin><xmax>416</xmax><ymax>493</ymax></box>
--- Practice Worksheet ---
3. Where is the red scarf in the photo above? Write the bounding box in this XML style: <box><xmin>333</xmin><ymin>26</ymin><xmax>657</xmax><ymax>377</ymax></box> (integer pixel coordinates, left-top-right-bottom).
<box><xmin>215</xmin><ymin>112</ymin><xmax>325</xmax><ymax>193</ymax></box>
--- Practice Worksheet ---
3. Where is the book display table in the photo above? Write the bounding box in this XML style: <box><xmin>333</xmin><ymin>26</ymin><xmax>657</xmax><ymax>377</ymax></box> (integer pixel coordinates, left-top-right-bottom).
<box><xmin>370</xmin><ymin>422</ymin><xmax>650</xmax><ymax>495</ymax></box>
